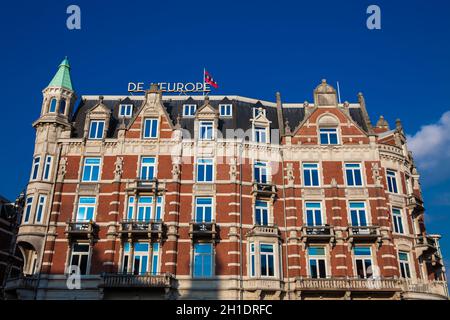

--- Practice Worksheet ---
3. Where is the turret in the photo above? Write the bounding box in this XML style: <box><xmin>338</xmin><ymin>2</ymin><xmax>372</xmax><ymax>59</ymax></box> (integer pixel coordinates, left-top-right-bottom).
<box><xmin>16</xmin><ymin>58</ymin><xmax>77</xmax><ymax>276</ymax></box>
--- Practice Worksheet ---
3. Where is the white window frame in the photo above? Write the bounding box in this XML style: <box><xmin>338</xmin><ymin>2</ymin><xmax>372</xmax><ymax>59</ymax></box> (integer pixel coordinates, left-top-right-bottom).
<box><xmin>302</xmin><ymin>163</ymin><xmax>320</xmax><ymax>187</ymax></box>
<box><xmin>392</xmin><ymin>207</ymin><xmax>405</xmax><ymax>234</ymax></box>
<box><xmin>398</xmin><ymin>251</ymin><xmax>412</xmax><ymax>279</ymax></box>
<box><xmin>30</xmin><ymin>156</ymin><xmax>41</xmax><ymax>181</ymax></box>
<box><xmin>254</xmin><ymin>200</ymin><xmax>270</xmax><ymax>226</ymax></box>
<box><xmin>68</xmin><ymin>243</ymin><xmax>91</xmax><ymax>275</ymax></box>
<box><xmin>305</xmin><ymin>202</ymin><xmax>324</xmax><ymax>226</ymax></box>
<box><xmin>183</xmin><ymin>104</ymin><xmax>197</xmax><ymax>117</ymax></box>
<box><xmin>345</xmin><ymin>163</ymin><xmax>364</xmax><ymax>187</ymax></box>
<box><xmin>23</xmin><ymin>196</ymin><xmax>33</xmax><ymax>224</ymax></box>
<box><xmin>119</xmin><ymin>104</ymin><xmax>133</xmax><ymax>118</ymax></box>
<box><xmin>88</xmin><ymin>120</ymin><xmax>105</xmax><ymax>140</ymax></box>
<box><xmin>386</xmin><ymin>170</ymin><xmax>399</xmax><ymax>194</ymax></box>
<box><xmin>353</xmin><ymin>247</ymin><xmax>374</xmax><ymax>279</ymax></box>
<box><xmin>307</xmin><ymin>247</ymin><xmax>328</xmax><ymax>278</ymax></box>
<box><xmin>349</xmin><ymin>201</ymin><xmax>368</xmax><ymax>227</ymax></box>
<box><xmin>81</xmin><ymin>158</ymin><xmax>101</xmax><ymax>182</ymax></box>
<box><xmin>254</xmin><ymin>161</ymin><xmax>269</xmax><ymax>184</ymax></box>
<box><xmin>43</xmin><ymin>155</ymin><xmax>53</xmax><ymax>181</ymax></box>
<box><xmin>35</xmin><ymin>195</ymin><xmax>47</xmax><ymax>224</ymax></box>
<box><xmin>194</xmin><ymin>197</ymin><xmax>214</xmax><ymax>223</ymax></box>
<box><xmin>140</xmin><ymin>157</ymin><xmax>156</xmax><ymax>180</ymax></box>
<box><xmin>199</xmin><ymin>121</ymin><xmax>214</xmax><ymax>140</ymax></box>
<box><xmin>196</xmin><ymin>158</ymin><xmax>214</xmax><ymax>183</ymax></box>
<box><xmin>253</xmin><ymin>126</ymin><xmax>268</xmax><ymax>143</ymax></box>
<box><xmin>219</xmin><ymin>104</ymin><xmax>232</xmax><ymax>117</ymax></box>
<box><xmin>76</xmin><ymin>197</ymin><xmax>97</xmax><ymax>222</ymax></box>
<box><xmin>193</xmin><ymin>243</ymin><xmax>214</xmax><ymax>278</ymax></box>
<box><xmin>319</xmin><ymin>127</ymin><xmax>339</xmax><ymax>145</ymax></box>
<box><xmin>252</xmin><ymin>107</ymin><xmax>266</xmax><ymax>118</ymax></box>
<box><xmin>143</xmin><ymin>118</ymin><xmax>159</xmax><ymax>139</ymax></box>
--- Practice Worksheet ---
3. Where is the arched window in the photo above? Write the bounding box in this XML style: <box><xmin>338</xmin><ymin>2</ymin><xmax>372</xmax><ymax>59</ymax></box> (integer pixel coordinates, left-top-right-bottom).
<box><xmin>318</xmin><ymin>114</ymin><xmax>339</xmax><ymax>145</ymax></box>
<box><xmin>49</xmin><ymin>98</ymin><xmax>57</xmax><ymax>113</ymax></box>
<box><xmin>59</xmin><ymin>99</ymin><xmax>67</xmax><ymax>114</ymax></box>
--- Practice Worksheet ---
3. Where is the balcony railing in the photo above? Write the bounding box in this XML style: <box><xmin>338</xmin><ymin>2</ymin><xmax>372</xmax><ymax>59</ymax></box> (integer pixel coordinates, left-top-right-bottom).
<box><xmin>251</xmin><ymin>182</ymin><xmax>277</xmax><ymax>199</ymax></box>
<box><xmin>347</xmin><ymin>225</ymin><xmax>381</xmax><ymax>243</ymax></box>
<box><xmin>126</xmin><ymin>179</ymin><xmax>165</xmax><ymax>194</ymax></box>
<box><xmin>296</xmin><ymin>277</ymin><xmax>402</xmax><ymax>292</ymax></box>
<box><xmin>65</xmin><ymin>220</ymin><xmax>97</xmax><ymax>239</ymax></box>
<box><xmin>119</xmin><ymin>220</ymin><xmax>163</xmax><ymax>238</ymax></box>
<box><xmin>189</xmin><ymin>221</ymin><xmax>217</xmax><ymax>239</ymax></box>
<box><xmin>301</xmin><ymin>225</ymin><xmax>334</xmax><ymax>243</ymax></box>
<box><xmin>101</xmin><ymin>273</ymin><xmax>175</xmax><ymax>288</ymax></box>
<box><xmin>243</xmin><ymin>278</ymin><xmax>282</xmax><ymax>291</ymax></box>
<box><xmin>415</xmin><ymin>235</ymin><xmax>438</xmax><ymax>258</ymax></box>
<box><xmin>247</xmin><ymin>224</ymin><xmax>279</xmax><ymax>238</ymax></box>
<box><xmin>4</xmin><ymin>274</ymin><xmax>39</xmax><ymax>291</ymax></box>
<box><xmin>402</xmin><ymin>280</ymin><xmax>448</xmax><ymax>298</ymax></box>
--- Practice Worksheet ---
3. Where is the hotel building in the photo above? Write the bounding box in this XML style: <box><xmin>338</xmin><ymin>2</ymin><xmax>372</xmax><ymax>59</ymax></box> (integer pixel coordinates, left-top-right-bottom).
<box><xmin>4</xmin><ymin>58</ymin><xmax>448</xmax><ymax>300</ymax></box>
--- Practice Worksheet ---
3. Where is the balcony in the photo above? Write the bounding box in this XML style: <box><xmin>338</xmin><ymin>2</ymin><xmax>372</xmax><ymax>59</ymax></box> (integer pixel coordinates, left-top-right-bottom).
<box><xmin>347</xmin><ymin>225</ymin><xmax>381</xmax><ymax>244</ymax></box>
<box><xmin>100</xmin><ymin>273</ymin><xmax>175</xmax><ymax>289</ymax></box>
<box><xmin>296</xmin><ymin>277</ymin><xmax>402</xmax><ymax>293</ymax></box>
<box><xmin>407</xmin><ymin>193</ymin><xmax>424</xmax><ymax>216</ymax></box>
<box><xmin>251</xmin><ymin>182</ymin><xmax>277</xmax><ymax>199</ymax></box>
<box><xmin>402</xmin><ymin>280</ymin><xmax>448</xmax><ymax>299</ymax></box>
<box><xmin>415</xmin><ymin>235</ymin><xmax>439</xmax><ymax>260</ymax></box>
<box><xmin>126</xmin><ymin>179</ymin><xmax>165</xmax><ymax>194</ymax></box>
<box><xmin>243</xmin><ymin>278</ymin><xmax>282</xmax><ymax>292</ymax></box>
<box><xmin>119</xmin><ymin>220</ymin><xmax>163</xmax><ymax>239</ymax></box>
<box><xmin>4</xmin><ymin>274</ymin><xmax>39</xmax><ymax>291</ymax></box>
<box><xmin>65</xmin><ymin>220</ymin><xmax>97</xmax><ymax>240</ymax></box>
<box><xmin>301</xmin><ymin>225</ymin><xmax>335</xmax><ymax>243</ymax></box>
<box><xmin>189</xmin><ymin>221</ymin><xmax>217</xmax><ymax>239</ymax></box>
<box><xmin>247</xmin><ymin>224</ymin><xmax>279</xmax><ymax>238</ymax></box>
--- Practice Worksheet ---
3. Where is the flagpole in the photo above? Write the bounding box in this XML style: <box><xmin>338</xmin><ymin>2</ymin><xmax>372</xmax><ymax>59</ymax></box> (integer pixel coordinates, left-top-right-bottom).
<box><xmin>203</xmin><ymin>67</ymin><xmax>206</xmax><ymax>96</ymax></box>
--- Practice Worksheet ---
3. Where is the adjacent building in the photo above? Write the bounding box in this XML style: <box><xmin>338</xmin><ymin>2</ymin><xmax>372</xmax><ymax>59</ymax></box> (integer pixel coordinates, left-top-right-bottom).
<box><xmin>5</xmin><ymin>58</ymin><xmax>448</xmax><ymax>300</ymax></box>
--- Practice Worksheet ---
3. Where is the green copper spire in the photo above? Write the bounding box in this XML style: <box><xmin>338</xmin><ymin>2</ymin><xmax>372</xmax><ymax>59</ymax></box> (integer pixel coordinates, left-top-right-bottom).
<box><xmin>47</xmin><ymin>57</ymin><xmax>73</xmax><ymax>91</ymax></box>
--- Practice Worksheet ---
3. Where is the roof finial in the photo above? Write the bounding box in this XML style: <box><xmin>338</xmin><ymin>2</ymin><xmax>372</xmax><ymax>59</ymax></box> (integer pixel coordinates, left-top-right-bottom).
<box><xmin>47</xmin><ymin>57</ymin><xmax>73</xmax><ymax>91</ymax></box>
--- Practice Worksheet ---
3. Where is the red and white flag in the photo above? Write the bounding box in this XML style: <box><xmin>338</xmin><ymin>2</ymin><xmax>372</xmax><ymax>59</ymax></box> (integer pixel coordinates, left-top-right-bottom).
<box><xmin>204</xmin><ymin>69</ymin><xmax>218</xmax><ymax>89</ymax></box>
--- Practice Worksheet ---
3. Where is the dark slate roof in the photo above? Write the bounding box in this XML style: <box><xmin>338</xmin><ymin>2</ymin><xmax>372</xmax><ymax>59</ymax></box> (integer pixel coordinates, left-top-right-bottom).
<box><xmin>349</xmin><ymin>108</ymin><xmax>369</xmax><ymax>132</ymax></box>
<box><xmin>70</xmin><ymin>95</ymin><xmax>369</xmax><ymax>139</ymax></box>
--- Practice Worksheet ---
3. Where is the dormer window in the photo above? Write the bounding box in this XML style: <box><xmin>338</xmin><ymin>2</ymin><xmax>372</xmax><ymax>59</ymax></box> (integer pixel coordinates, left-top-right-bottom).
<box><xmin>253</xmin><ymin>126</ymin><xmax>267</xmax><ymax>143</ymax></box>
<box><xmin>199</xmin><ymin>121</ymin><xmax>214</xmax><ymax>140</ymax></box>
<box><xmin>49</xmin><ymin>98</ymin><xmax>57</xmax><ymax>113</ymax></box>
<box><xmin>88</xmin><ymin>120</ymin><xmax>105</xmax><ymax>139</ymax></box>
<box><xmin>183</xmin><ymin>104</ymin><xmax>197</xmax><ymax>117</ymax></box>
<box><xmin>219</xmin><ymin>104</ymin><xmax>232</xmax><ymax>117</ymax></box>
<box><xmin>253</xmin><ymin>107</ymin><xmax>266</xmax><ymax>118</ymax></box>
<box><xmin>119</xmin><ymin>104</ymin><xmax>133</xmax><ymax>118</ymax></box>
<box><xmin>319</xmin><ymin>128</ymin><xmax>338</xmax><ymax>145</ymax></box>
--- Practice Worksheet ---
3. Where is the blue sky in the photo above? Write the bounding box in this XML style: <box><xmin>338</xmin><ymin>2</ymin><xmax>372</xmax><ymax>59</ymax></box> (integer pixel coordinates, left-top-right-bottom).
<box><xmin>0</xmin><ymin>0</ymin><xmax>449</xmax><ymax>268</ymax></box>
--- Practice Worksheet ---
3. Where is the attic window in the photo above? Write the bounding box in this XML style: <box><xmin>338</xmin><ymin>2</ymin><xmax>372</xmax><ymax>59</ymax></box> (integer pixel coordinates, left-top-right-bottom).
<box><xmin>183</xmin><ymin>104</ymin><xmax>197</xmax><ymax>117</ymax></box>
<box><xmin>219</xmin><ymin>104</ymin><xmax>232</xmax><ymax>117</ymax></box>
<box><xmin>119</xmin><ymin>104</ymin><xmax>133</xmax><ymax>118</ymax></box>
<box><xmin>253</xmin><ymin>107</ymin><xmax>266</xmax><ymax>118</ymax></box>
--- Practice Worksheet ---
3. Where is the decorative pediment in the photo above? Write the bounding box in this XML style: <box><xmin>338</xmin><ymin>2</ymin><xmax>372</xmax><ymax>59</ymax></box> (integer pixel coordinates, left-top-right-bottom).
<box><xmin>318</xmin><ymin>113</ymin><xmax>339</xmax><ymax>127</ymax></box>
<box><xmin>252</xmin><ymin>107</ymin><xmax>271</xmax><ymax>127</ymax></box>
<box><xmin>196</xmin><ymin>100</ymin><xmax>218</xmax><ymax>120</ymax></box>
<box><xmin>88</xmin><ymin>100</ymin><xmax>111</xmax><ymax>119</ymax></box>
<box><xmin>314</xmin><ymin>79</ymin><xmax>337</xmax><ymax>107</ymax></box>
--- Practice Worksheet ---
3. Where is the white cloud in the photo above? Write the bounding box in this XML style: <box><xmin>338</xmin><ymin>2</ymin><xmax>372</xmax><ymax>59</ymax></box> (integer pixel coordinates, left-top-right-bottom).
<box><xmin>407</xmin><ymin>111</ymin><xmax>450</xmax><ymax>184</ymax></box>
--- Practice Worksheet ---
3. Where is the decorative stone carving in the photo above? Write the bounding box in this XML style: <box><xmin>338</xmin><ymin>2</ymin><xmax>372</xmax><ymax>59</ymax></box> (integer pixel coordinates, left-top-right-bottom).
<box><xmin>114</xmin><ymin>157</ymin><xmax>123</xmax><ymax>180</ymax></box>
<box><xmin>285</xmin><ymin>163</ymin><xmax>294</xmax><ymax>187</ymax></box>
<box><xmin>331</xmin><ymin>178</ymin><xmax>338</xmax><ymax>188</ymax></box>
<box><xmin>229</xmin><ymin>158</ymin><xmax>238</xmax><ymax>182</ymax></box>
<box><xmin>171</xmin><ymin>161</ymin><xmax>180</xmax><ymax>180</ymax></box>
<box><xmin>58</xmin><ymin>157</ymin><xmax>67</xmax><ymax>181</ymax></box>
<box><xmin>371</xmin><ymin>163</ymin><xmax>382</xmax><ymax>187</ymax></box>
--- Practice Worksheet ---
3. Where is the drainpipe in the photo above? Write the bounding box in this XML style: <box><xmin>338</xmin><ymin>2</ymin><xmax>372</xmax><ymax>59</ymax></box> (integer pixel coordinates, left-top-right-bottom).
<box><xmin>238</xmin><ymin>138</ymin><xmax>244</xmax><ymax>300</ymax></box>
<box><xmin>280</xmin><ymin>148</ymin><xmax>290</xmax><ymax>299</ymax></box>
